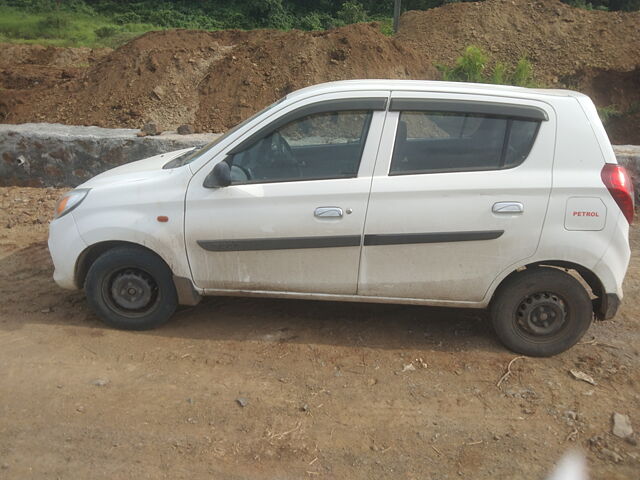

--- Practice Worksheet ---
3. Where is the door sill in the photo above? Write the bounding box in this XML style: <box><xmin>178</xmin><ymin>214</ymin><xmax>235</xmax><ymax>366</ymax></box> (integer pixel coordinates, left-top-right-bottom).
<box><xmin>200</xmin><ymin>287</ymin><xmax>486</xmax><ymax>309</ymax></box>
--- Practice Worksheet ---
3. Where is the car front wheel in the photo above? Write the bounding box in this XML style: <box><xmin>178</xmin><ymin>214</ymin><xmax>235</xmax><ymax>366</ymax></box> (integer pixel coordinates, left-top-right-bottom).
<box><xmin>85</xmin><ymin>246</ymin><xmax>177</xmax><ymax>330</ymax></box>
<box><xmin>490</xmin><ymin>268</ymin><xmax>593</xmax><ymax>357</ymax></box>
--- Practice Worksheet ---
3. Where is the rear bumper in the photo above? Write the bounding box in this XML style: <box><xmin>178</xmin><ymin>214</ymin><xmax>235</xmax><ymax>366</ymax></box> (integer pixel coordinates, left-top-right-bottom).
<box><xmin>592</xmin><ymin>212</ymin><xmax>630</xmax><ymax>305</ymax></box>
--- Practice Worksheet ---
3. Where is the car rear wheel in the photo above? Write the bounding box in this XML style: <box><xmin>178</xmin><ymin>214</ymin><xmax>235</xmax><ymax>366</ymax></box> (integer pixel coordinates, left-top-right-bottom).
<box><xmin>85</xmin><ymin>246</ymin><xmax>177</xmax><ymax>330</ymax></box>
<box><xmin>490</xmin><ymin>268</ymin><xmax>593</xmax><ymax>357</ymax></box>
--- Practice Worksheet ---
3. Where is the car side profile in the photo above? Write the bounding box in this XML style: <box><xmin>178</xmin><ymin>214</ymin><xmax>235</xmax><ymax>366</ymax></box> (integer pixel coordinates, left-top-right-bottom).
<box><xmin>48</xmin><ymin>80</ymin><xmax>633</xmax><ymax>357</ymax></box>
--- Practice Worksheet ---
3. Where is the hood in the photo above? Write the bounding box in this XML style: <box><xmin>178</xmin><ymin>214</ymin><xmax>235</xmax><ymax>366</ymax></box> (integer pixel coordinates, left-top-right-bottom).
<box><xmin>79</xmin><ymin>148</ymin><xmax>195</xmax><ymax>188</ymax></box>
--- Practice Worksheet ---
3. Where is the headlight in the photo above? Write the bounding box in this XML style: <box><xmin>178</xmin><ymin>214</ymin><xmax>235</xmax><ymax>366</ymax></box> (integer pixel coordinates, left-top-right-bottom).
<box><xmin>54</xmin><ymin>189</ymin><xmax>90</xmax><ymax>219</ymax></box>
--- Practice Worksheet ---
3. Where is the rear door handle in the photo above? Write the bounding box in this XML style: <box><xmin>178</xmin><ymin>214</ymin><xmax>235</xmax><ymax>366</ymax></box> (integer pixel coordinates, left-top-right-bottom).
<box><xmin>315</xmin><ymin>207</ymin><xmax>343</xmax><ymax>218</ymax></box>
<box><xmin>493</xmin><ymin>202</ymin><xmax>524</xmax><ymax>214</ymax></box>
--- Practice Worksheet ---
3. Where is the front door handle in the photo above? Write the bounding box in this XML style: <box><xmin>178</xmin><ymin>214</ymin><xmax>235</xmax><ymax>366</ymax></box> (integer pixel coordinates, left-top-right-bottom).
<box><xmin>315</xmin><ymin>207</ymin><xmax>343</xmax><ymax>218</ymax></box>
<box><xmin>493</xmin><ymin>202</ymin><xmax>524</xmax><ymax>214</ymax></box>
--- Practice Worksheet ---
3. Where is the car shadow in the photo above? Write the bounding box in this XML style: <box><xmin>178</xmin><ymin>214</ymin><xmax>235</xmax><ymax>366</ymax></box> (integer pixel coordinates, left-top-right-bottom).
<box><xmin>165</xmin><ymin>296</ymin><xmax>498</xmax><ymax>351</ymax></box>
<box><xmin>0</xmin><ymin>243</ymin><xmax>501</xmax><ymax>353</ymax></box>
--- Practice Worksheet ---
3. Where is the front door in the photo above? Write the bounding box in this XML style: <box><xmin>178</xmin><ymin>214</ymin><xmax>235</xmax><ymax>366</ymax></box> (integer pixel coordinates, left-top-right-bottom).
<box><xmin>358</xmin><ymin>93</ymin><xmax>556</xmax><ymax>302</ymax></box>
<box><xmin>185</xmin><ymin>101</ymin><xmax>387</xmax><ymax>294</ymax></box>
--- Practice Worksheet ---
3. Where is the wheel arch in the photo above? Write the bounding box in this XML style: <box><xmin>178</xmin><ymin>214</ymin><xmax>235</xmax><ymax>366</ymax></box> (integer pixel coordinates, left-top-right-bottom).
<box><xmin>75</xmin><ymin>240</ymin><xmax>201</xmax><ymax>306</ymax></box>
<box><xmin>490</xmin><ymin>260</ymin><xmax>610</xmax><ymax>320</ymax></box>
<box><xmin>75</xmin><ymin>240</ymin><xmax>167</xmax><ymax>289</ymax></box>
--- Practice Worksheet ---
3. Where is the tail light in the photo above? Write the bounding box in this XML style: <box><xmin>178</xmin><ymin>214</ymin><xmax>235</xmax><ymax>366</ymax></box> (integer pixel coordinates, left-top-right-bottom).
<box><xmin>601</xmin><ymin>164</ymin><xmax>634</xmax><ymax>224</ymax></box>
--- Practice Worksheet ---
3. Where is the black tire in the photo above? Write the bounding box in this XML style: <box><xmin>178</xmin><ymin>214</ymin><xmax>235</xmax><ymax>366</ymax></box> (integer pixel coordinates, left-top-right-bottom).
<box><xmin>490</xmin><ymin>268</ymin><xmax>593</xmax><ymax>357</ymax></box>
<box><xmin>85</xmin><ymin>246</ymin><xmax>177</xmax><ymax>330</ymax></box>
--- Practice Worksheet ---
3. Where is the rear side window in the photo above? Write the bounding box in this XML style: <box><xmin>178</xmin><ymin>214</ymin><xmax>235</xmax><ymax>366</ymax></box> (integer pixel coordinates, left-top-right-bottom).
<box><xmin>390</xmin><ymin>111</ymin><xmax>540</xmax><ymax>175</ymax></box>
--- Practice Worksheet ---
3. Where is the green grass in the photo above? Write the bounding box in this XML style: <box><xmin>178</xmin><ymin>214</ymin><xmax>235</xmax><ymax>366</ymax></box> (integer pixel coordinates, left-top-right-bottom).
<box><xmin>374</xmin><ymin>17</ymin><xmax>394</xmax><ymax>36</ymax></box>
<box><xmin>0</xmin><ymin>5</ymin><xmax>396</xmax><ymax>48</ymax></box>
<box><xmin>0</xmin><ymin>6</ymin><xmax>157</xmax><ymax>47</ymax></box>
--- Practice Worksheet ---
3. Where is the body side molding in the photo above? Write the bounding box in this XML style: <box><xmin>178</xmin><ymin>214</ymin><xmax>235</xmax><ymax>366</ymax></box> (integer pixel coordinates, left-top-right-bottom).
<box><xmin>197</xmin><ymin>230</ymin><xmax>504</xmax><ymax>252</ymax></box>
<box><xmin>363</xmin><ymin>230</ymin><xmax>504</xmax><ymax>246</ymax></box>
<box><xmin>197</xmin><ymin>235</ymin><xmax>361</xmax><ymax>252</ymax></box>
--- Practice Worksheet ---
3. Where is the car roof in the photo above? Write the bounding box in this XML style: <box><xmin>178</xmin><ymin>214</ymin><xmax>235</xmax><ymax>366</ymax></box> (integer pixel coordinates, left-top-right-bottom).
<box><xmin>287</xmin><ymin>79</ymin><xmax>587</xmax><ymax>102</ymax></box>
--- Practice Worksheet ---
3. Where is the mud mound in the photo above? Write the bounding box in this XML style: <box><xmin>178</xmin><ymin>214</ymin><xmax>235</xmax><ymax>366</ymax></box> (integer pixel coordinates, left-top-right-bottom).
<box><xmin>564</xmin><ymin>66</ymin><xmax>640</xmax><ymax>144</ymax></box>
<box><xmin>0</xmin><ymin>43</ymin><xmax>110</xmax><ymax>70</ymax></box>
<box><xmin>566</xmin><ymin>67</ymin><xmax>640</xmax><ymax>111</ymax></box>
<box><xmin>194</xmin><ymin>25</ymin><xmax>434</xmax><ymax>132</ymax></box>
<box><xmin>4</xmin><ymin>30</ymin><xmax>242</xmax><ymax>128</ymax></box>
<box><xmin>397</xmin><ymin>0</ymin><xmax>640</xmax><ymax>84</ymax></box>
<box><xmin>608</xmin><ymin>112</ymin><xmax>640</xmax><ymax>145</ymax></box>
<box><xmin>5</xmin><ymin>24</ymin><xmax>434</xmax><ymax>132</ymax></box>
<box><xmin>0</xmin><ymin>44</ymin><xmax>110</xmax><ymax>122</ymax></box>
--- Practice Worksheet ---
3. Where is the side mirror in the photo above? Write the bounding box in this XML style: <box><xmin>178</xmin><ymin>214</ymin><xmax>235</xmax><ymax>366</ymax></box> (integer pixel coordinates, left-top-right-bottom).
<box><xmin>204</xmin><ymin>161</ymin><xmax>231</xmax><ymax>188</ymax></box>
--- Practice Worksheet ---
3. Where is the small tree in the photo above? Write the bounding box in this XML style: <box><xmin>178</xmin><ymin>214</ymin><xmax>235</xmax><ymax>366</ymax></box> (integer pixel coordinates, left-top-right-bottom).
<box><xmin>337</xmin><ymin>1</ymin><xmax>368</xmax><ymax>24</ymax></box>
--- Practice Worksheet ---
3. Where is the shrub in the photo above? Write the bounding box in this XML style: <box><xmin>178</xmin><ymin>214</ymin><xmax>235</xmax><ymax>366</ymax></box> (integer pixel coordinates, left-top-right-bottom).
<box><xmin>112</xmin><ymin>12</ymin><xmax>141</xmax><ymax>25</ymax></box>
<box><xmin>376</xmin><ymin>17</ymin><xmax>394</xmax><ymax>36</ymax></box>
<box><xmin>248</xmin><ymin>0</ymin><xmax>293</xmax><ymax>29</ymax></box>
<box><xmin>438</xmin><ymin>46</ymin><xmax>537</xmax><ymax>87</ymax></box>
<box><xmin>512</xmin><ymin>57</ymin><xmax>534</xmax><ymax>87</ymax></box>
<box><xmin>36</xmin><ymin>13</ymin><xmax>72</xmax><ymax>38</ymax></box>
<box><xmin>37</xmin><ymin>13</ymin><xmax>70</xmax><ymax>30</ymax></box>
<box><xmin>490</xmin><ymin>62</ymin><xmax>507</xmax><ymax>84</ymax></box>
<box><xmin>94</xmin><ymin>25</ymin><xmax>117</xmax><ymax>38</ymax></box>
<box><xmin>597</xmin><ymin>105</ymin><xmax>623</xmax><ymax>124</ymax></box>
<box><xmin>455</xmin><ymin>45</ymin><xmax>487</xmax><ymax>82</ymax></box>
<box><xmin>147</xmin><ymin>9</ymin><xmax>183</xmax><ymax>28</ymax></box>
<box><xmin>337</xmin><ymin>1</ymin><xmax>368</xmax><ymax>24</ymax></box>
<box><xmin>296</xmin><ymin>12</ymin><xmax>325</xmax><ymax>30</ymax></box>
<box><xmin>438</xmin><ymin>45</ymin><xmax>486</xmax><ymax>83</ymax></box>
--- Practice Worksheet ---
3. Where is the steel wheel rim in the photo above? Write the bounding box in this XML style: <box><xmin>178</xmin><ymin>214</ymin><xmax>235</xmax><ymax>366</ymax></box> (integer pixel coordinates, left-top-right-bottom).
<box><xmin>515</xmin><ymin>291</ymin><xmax>569</xmax><ymax>339</ymax></box>
<box><xmin>102</xmin><ymin>267</ymin><xmax>160</xmax><ymax>318</ymax></box>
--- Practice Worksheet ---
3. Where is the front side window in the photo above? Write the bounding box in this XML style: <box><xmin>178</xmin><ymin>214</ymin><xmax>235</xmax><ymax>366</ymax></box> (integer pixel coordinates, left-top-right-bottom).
<box><xmin>390</xmin><ymin>111</ymin><xmax>540</xmax><ymax>175</ymax></box>
<box><xmin>227</xmin><ymin>110</ymin><xmax>372</xmax><ymax>184</ymax></box>
<box><xmin>164</xmin><ymin>97</ymin><xmax>286</xmax><ymax>169</ymax></box>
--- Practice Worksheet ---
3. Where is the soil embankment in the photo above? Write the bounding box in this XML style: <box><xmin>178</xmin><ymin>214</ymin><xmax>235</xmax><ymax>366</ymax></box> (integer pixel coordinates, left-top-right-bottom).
<box><xmin>1</xmin><ymin>24</ymin><xmax>433</xmax><ymax>133</ymax></box>
<box><xmin>0</xmin><ymin>0</ymin><xmax>638</xmax><ymax>143</ymax></box>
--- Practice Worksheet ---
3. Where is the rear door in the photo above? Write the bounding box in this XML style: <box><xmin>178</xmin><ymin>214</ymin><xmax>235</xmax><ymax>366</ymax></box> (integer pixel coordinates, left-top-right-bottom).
<box><xmin>358</xmin><ymin>92</ymin><xmax>556</xmax><ymax>302</ymax></box>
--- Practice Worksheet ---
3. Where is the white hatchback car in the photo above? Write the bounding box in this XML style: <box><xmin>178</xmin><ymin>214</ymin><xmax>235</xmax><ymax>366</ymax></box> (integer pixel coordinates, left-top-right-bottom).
<box><xmin>48</xmin><ymin>80</ymin><xmax>633</xmax><ymax>356</ymax></box>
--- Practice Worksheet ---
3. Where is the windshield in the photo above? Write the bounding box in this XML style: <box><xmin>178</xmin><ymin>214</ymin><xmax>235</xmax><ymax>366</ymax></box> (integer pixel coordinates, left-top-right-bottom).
<box><xmin>163</xmin><ymin>97</ymin><xmax>287</xmax><ymax>169</ymax></box>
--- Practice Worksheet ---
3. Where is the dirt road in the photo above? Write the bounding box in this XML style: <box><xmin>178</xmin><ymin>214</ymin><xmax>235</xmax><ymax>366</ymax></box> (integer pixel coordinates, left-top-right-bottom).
<box><xmin>1</xmin><ymin>186</ymin><xmax>639</xmax><ymax>479</ymax></box>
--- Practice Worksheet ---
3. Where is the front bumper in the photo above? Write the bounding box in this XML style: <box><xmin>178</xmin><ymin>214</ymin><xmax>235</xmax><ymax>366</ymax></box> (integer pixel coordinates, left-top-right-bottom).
<box><xmin>48</xmin><ymin>213</ymin><xmax>87</xmax><ymax>290</ymax></box>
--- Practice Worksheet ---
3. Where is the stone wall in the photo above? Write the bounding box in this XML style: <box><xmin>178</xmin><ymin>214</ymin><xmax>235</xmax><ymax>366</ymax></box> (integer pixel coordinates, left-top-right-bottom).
<box><xmin>0</xmin><ymin>123</ymin><xmax>219</xmax><ymax>187</ymax></box>
<box><xmin>1</xmin><ymin>123</ymin><xmax>639</xmax><ymax>189</ymax></box>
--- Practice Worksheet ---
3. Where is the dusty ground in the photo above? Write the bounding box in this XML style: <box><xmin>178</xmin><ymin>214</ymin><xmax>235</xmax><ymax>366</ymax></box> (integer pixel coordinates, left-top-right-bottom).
<box><xmin>0</xmin><ymin>186</ymin><xmax>639</xmax><ymax>479</ymax></box>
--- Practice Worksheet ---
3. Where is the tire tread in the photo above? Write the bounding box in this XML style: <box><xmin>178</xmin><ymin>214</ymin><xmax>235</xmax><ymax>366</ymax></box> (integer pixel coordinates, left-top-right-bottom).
<box><xmin>85</xmin><ymin>246</ymin><xmax>177</xmax><ymax>330</ymax></box>
<box><xmin>491</xmin><ymin>267</ymin><xmax>592</xmax><ymax>357</ymax></box>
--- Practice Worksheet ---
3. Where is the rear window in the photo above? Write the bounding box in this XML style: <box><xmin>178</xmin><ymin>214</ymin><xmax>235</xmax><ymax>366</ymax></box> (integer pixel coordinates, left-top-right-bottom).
<box><xmin>390</xmin><ymin>111</ymin><xmax>540</xmax><ymax>175</ymax></box>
